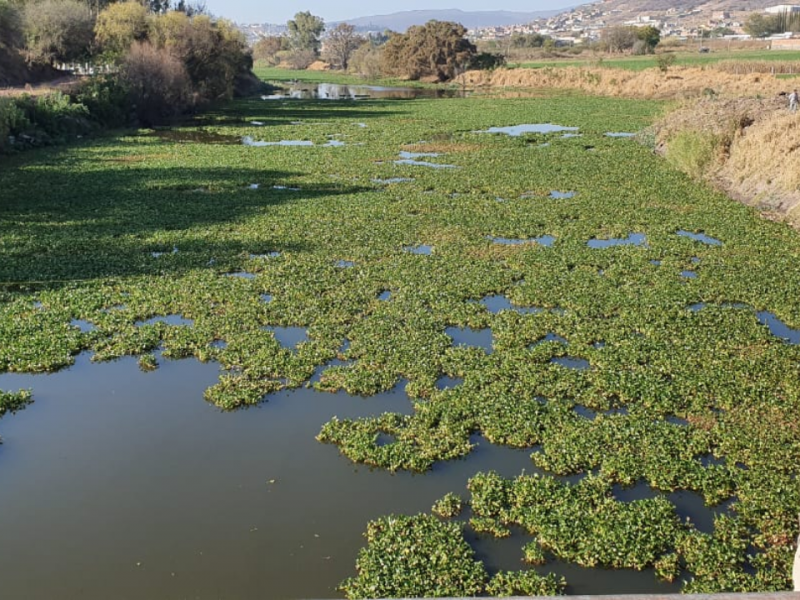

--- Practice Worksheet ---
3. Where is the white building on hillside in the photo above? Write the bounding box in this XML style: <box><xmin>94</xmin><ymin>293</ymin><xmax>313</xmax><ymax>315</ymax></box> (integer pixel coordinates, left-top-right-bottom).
<box><xmin>765</xmin><ymin>5</ymin><xmax>800</xmax><ymax>13</ymax></box>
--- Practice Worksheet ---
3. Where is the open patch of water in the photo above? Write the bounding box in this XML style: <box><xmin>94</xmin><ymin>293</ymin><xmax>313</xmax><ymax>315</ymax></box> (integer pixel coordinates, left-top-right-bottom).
<box><xmin>681</xmin><ymin>271</ymin><xmax>698</xmax><ymax>279</ymax></box>
<box><xmin>446</xmin><ymin>326</ymin><xmax>493</xmax><ymax>353</ymax></box>
<box><xmin>0</xmin><ymin>352</ymin><xmax>718</xmax><ymax>598</ymax></box>
<box><xmin>70</xmin><ymin>319</ymin><xmax>96</xmax><ymax>333</ymax></box>
<box><xmin>377</xmin><ymin>290</ymin><xmax>391</xmax><ymax>301</ymax></box>
<box><xmin>264</xmin><ymin>326</ymin><xmax>308</xmax><ymax>350</ymax></box>
<box><xmin>476</xmin><ymin>124</ymin><xmax>579</xmax><ymax>136</ymax></box>
<box><xmin>335</xmin><ymin>260</ymin><xmax>355</xmax><ymax>268</ymax></box>
<box><xmin>226</xmin><ymin>271</ymin><xmax>256</xmax><ymax>280</ymax></box>
<box><xmin>394</xmin><ymin>151</ymin><xmax>457</xmax><ymax>169</ymax></box>
<box><xmin>531</xmin><ymin>333</ymin><xmax>569</xmax><ymax>348</ymax></box>
<box><xmin>480</xmin><ymin>295</ymin><xmax>542</xmax><ymax>315</ymax></box>
<box><xmin>250</xmin><ymin>252</ymin><xmax>281</xmax><ymax>260</ymax></box>
<box><xmin>436</xmin><ymin>376</ymin><xmax>464</xmax><ymax>390</ymax></box>
<box><xmin>587</xmin><ymin>233</ymin><xmax>646</xmax><ymax>249</ymax></box>
<box><xmin>151</xmin><ymin>246</ymin><xmax>178</xmax><ymax>258</ymax></box>
<box><xmin>272</xmin><ymin>185</ymin><xmax>301</xmax><ymax>191</ymax></box>
<box><xmin>488</xmin><ymin>235</ymin><xmax>556</xmax><ymax>247</ymax></box>
<box><xmin>135</xmin><ymin>315</ymin><xmax>194</xmax><ymax>327</ymax></box>
<box><xmin>261</xmin><ymin>83</ymin><xmax>455</xmax><ymax>101</ymax></box>
<box><xmin>551</xmin><ymin>357</ymin><xmax>591</xmax><ymax>370</ymax></box>
<box><xmin>260</xmin><ymin>294</ymin><xmax>273</xmax><ymax>303</ymax></box>
<box><xmin>404</xmin><ymin>244</ymin><xmax>432</xmax><ymax>255</ymax></box>
<box><xmin>677</xmin><ymin>230</ymin><xmax>723</xmax><ymax>246</ymax></box>
<box><xmin>550</xmin><ymin>191</ymin><xmax>576</xmax><ymax>199</ymax></box>
<box><xmin>242</xmin><ymin>137</ymin><xmax>314</xmax><ymax>147</ymax></box>
<box><xmin>605</xmin><ymin>132</ymin><xmax>636</xmax><ymax>138</ymax></box>
<box><xmin>372</xmin><ymin>177</ymin><xmax>414</xmax><ymax>184</ymax></box>
<box><xmin>756</xmin><ymin>311</ymin><xmax>800</xmax><ymax>344</ymax></box>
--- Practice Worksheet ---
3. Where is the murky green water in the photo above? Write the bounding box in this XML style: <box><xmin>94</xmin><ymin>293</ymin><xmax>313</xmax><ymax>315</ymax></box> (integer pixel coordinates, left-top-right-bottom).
<box><xmin>0</xmin><ymin>352</ymin><xmax>687</xmax><ymax>599</ymax></box>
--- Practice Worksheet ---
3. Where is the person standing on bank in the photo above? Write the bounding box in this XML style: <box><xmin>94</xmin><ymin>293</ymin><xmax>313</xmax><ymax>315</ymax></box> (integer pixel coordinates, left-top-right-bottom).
<box><xmin>790</xmin><ymin>89</ymin><xmax>798</xmax><ymax>113</ymax></box>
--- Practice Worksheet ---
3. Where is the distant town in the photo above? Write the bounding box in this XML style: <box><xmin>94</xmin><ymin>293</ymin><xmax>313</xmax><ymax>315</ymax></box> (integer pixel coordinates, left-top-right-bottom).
<box><xmin>237</xmin><ymin>2</ymin><xmax>800</xmax><ymax>47</ymax></box>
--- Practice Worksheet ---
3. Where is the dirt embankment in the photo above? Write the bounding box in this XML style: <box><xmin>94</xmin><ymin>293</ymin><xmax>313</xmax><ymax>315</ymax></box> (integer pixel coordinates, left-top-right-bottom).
<box><xmin>466</xmin><ymin>65</ymin><xmax>800</xmax><ymax>223</ymax></box>
<box><xmin>651</xmin><ymin>96</ymin><xmax>800</xmax><ymax>218</ymax></box>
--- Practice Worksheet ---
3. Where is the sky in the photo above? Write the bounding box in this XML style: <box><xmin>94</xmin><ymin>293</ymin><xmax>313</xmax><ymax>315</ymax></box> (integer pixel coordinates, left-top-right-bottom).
<box><xmin>202</xmin><ymin>0</ymin><xmax>579</xmax><ymax>25</ymax></box>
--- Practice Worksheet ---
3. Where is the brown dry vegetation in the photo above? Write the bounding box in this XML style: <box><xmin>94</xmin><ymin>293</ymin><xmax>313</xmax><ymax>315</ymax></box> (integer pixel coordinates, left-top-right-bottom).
<box><xmin>464</xmin><ymin>65</ymin><xmax>790</xmax><ymax>100</ymax></box>
<box><xmin>650</xmin><ymin>96</ymin><xmax>800</xmax><ymax>217</ymax></box>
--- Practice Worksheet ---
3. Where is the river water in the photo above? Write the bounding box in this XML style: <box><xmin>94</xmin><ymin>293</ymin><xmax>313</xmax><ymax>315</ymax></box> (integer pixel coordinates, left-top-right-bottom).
<box><xmin>0</xmin><ymin>350</ymin><xmax>686</xmax><ymax>599</ymax></box>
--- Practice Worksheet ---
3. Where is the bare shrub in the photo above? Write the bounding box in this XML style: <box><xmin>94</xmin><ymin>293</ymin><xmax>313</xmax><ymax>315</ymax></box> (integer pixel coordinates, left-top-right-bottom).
<box><xmin>283</xmin><ymin>48</ymin><xmax>316</xmax><ymax>70</ymax></box>
<box><xmin>348</xmin><ymin>42</ymin><xmax>383</xmax><ymax>79</ymax></box>
<box><xmin>119</xmin><ymin>41</ymin><xmax>192</xmax><ymax>126</ymax></box>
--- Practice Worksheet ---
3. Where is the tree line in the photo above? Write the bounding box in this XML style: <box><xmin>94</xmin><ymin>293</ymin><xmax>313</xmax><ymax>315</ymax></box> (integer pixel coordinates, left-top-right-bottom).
<box><xmin>253</xmin><ymin>12</ymin><xmax>501</xmax><ymax>82</ymax></box>
<box><xmin>0</xmin><ymin>0</ymin><xmax>257</xmax><ymax>130</ymax></box>
<box><xmin>254</xmin><ymin>13</ymin><xmax>669</xmax><ymax>80</ymax></box>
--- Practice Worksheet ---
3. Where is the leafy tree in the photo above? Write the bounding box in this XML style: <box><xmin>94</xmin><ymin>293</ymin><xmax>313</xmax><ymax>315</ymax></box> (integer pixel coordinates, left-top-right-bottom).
<box><xmin>600</xmin><ymin>25</ymin><xmax>637</xmax><ymax>53</ymax></box>
<box><xmin>286</xmin><ymin>11</ymin><xmax>324</xmax><ymax>56</ymax></box>
<box><xmin>381</xmin><ymin>20</ymin><xmax>476</xmax><ymax>82</ymax></box>
<box><xmin>253</xmin><ymin>35</ymin><xmax>284</xmax><ymax>65</ymax></box>
<box><xmin>743</xmin><ymin>12</ymin><xmax>781</xmax><ymax>38</ymax></box>
<box><xmin>22</xmin><ymin>0</ymin><xmax>95</xmax><ymax>65</ymax></box>
<box><xmin>348</xmin><ymin>40</ymin><xmax>382</xmax><ymax>78</ymax></box>
<box><xmin>323</xmin><ymin>22</ymin><xmax>362</xmax><ymax>70</ymax></box>
<box><xmin>149</xmin><ymin>12</ymin><xmax>251</xmax><ymax>100</ymax></box>
<box><xmin>636</xmin><ymin>25</ymin><xmax>660</xmax><ymax>52</ymax></box>
<box><xmin>0</xmin><ymin>0</ymin><xmax>23</xmax><ymax>54</ymax></box>
<box><xmin>510</xmin><ymin>32</ymin><xmax>547</xmax><ymax>48</ymax></box>
<box><xmin>94</xmin><ymin>1</ymin><xmax>149</xmax><ymax>58</ymax></box>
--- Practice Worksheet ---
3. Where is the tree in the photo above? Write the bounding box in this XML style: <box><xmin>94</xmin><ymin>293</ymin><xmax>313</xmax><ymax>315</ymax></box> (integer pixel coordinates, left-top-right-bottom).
<box><xmin>0</xmin><ymin>0</ymin><xmax>23</xmax><ymax>54</ymax></box>
<box><xmin>94</xmin><ymin>1</ymin><xmax>149</xmax><ymax>58</ymax></box>
<box><xmin>253</xmin><ymin>35</ymin><xmax>284</xmax><ymax>65</ymax></box>
<box><xmin>600</xmin><ymin>25</ymin><xmax>637</xmax><ymax>53</ymax></box>
<box><xmin>323</xmin><ymin>22</ymin><xmax>362</xmax><ymax>70</ymax></box>
<box><xmin>22</xmin><ymin>0</ymin><xmax>95</xmax><ymax>65</ymax></box>
<box><xmin>743</xmin><ymin>12</ymin><xmax>781</xmax><ymax>38</ymax></box>
<box><xmin>381</xmin><ymin>20</ymin><xmax>476</xmax><ymax>82</ymax></box>
<box><xmin>636</xmin><ymin>25</ymin><xmax>660</xmax><ymax>53</ymax></box>
<box><xmin>286</xmin><ymin>11</ymin><xmax>324</xmax><ymax>56</ymax></box>
<box><xmin>510</xmin><ymin>32</ymin><xmax>547</xmax><ymax>48</ymax></box>
<box><xmin>348</xmin><ymin>39</ymin><xmax>382</xmax><ymax>78</ymax></box>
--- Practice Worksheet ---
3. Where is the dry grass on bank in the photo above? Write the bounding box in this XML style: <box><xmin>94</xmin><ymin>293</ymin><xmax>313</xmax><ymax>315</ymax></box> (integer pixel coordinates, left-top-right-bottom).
<box><xmin>650</xmin><ymin>96</ymin><xmax>800</xmax><ymax>215</ymax></box>
<box><xmin>464</xmin><ymin>65</ymin><xmax>791</xmax><ymax>100</ymax></box>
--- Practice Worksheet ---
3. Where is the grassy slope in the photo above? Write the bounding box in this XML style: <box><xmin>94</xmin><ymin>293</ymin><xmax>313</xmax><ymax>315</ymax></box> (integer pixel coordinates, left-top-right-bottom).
<box><xmin>1</xmin><ymin>89</ymin><xmax>799</xmax><ymax>593</ymax></box>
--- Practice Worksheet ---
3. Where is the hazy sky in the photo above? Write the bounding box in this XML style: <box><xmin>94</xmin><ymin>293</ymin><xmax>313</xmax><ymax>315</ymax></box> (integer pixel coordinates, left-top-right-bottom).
<box><xmin>203</xmin><ymin>0</ymin><xmax>579</xmax><ymax>25</ymax></box>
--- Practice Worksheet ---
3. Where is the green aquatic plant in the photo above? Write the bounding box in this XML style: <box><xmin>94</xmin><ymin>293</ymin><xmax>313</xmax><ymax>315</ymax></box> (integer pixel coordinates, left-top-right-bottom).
<box><xmin>340</xmin><ymin>514</ymin><xmax>487</xmax><ymax>599</ymax></box>
<box><xmin>1</xmin><ymin>87</ymin><xmax>800</xmax><ymax>593</ymax></box>
<box><xmin>0</xmin><ymin>389</ymin><xmax>32</xmax><ymax>417</ymax></box>
<box><xmin>432</xmin><ymin>492</ymin><xmax>463</xmax><ymax>518</ymax></box>
<box><xmin>486</xmin><ymin>570</ymin><xmax>566</xmax><ymax>596</ymax></box>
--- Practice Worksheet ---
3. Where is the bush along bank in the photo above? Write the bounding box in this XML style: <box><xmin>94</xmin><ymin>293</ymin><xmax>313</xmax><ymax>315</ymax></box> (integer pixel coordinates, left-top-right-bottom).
<box><xmin>1</xmin><ymin>9</ymin><xmax>267</xmax><ymax>154</ymax></box>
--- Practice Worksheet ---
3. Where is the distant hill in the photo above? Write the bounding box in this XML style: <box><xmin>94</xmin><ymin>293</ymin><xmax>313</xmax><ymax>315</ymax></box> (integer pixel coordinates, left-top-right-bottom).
<box><xmin>334</xmin><ymin>9</ymin><xmax>567</xmax><ymax>32</ymax></box>
<box><xmin>566</xmin><ymin>0</ymin><xmax>792</xmax><ymax>26</ymax></box>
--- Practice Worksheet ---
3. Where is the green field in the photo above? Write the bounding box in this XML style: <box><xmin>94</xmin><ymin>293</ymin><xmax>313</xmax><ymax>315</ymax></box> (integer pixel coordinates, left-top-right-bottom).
<box><xmin>2</xmin><ymin>87</ymin><xmax>799</xmax><ymax>596</ymax></box>
<box><xmin>517</xmin><ymin>48</ymin><xmax>800</xmax><ymax>71</ymax></box>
